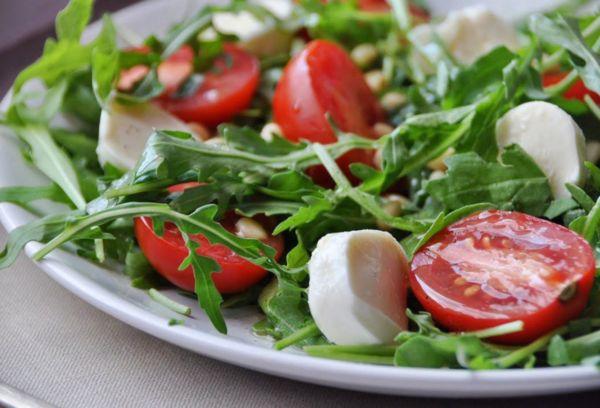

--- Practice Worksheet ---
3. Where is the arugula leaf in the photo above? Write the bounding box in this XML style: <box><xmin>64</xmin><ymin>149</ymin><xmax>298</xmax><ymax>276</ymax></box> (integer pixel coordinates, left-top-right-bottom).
<box><xmin>299</xmin><ymin>0</ymin><xmax>393</xmax><ymax>46</ymax></box>
<box><xmin>133</xmin><ymin>129</ymin><xmax>377</xmax><ymax>185</ymax></box>
<box><xmin>443</xmin><ymin>47</ymin><xmax>516</xmax><ymax>108</ymax></box>
<box><xmin>124</xmin><ymin>245</ymin><xmax>166</xmax><ymax>289</ymax></box>
<box><xmin>313</xmin><ymin>143</ymin><xmax>426</xmax><ymax>232</ymax></box>
<box><xmin>14</xmin><ymin>125</ymin><xmax>87</xmax><ymax>210</ymax></box>
<box><xmin>548</xmin><ymin>330</ymin><xmax>600</xmax><ymax>366</ymax></box>
<box><xmin>426</xmin><ymin>145</ymin><xmax>552</xmax><ymax>216</ymax></box>
<box><xmin>274</xmin><ymin>194</ymin><xmax>334</xmax><ymax>234</ymax></box>
<box><xmin>258</xmin><ymin>278</ymin><xmax>323</xmax><ymax>345</ymax></box>
<box><xmin>0</xmin><ymin>212</ymin><xmax>77</xmax><ymax>268</ymax></box>
<box><xmin>221</xmin><ymin>125</ymin><xmax>303</xmax><ymax>156</ymax></box>
<box><xmin>179</xmin><ymin>230</ymin><xmax>226</xmax><ymax>334</ymax></box>
<box><xmin>13</xmin><ymin>41</ymin><xmax>91</xmax><ymax>92</ymax></box>
<box><xmin>91</xmin><ymin>15</ymin><xmax>119</xmax><ymax>107</ymax></box>
<box><xmin>11</xmin><ymin>80</ymin><xmax>68</xmax><ymax>124</ymax></box>
<box><xmin>55</xmin><ymin>0</ymin><xmax>93</xmax><ymax>42</ymax></box>
<box><xmin>544</xmin><ymin>198</ymin><xmax>579</xmax><ymax>219</ymax></box>
<box><xmin>401</xmin><ymin>203</ymin><xmax>495</xmax><ymax>259</ymax></box>
<box><xmin>0</xmin><ymin>184</ymin><xmax>70</xmax><ymax>210</ymax></box>
<box><xmin>531</xmin><ymin>14</ymin><xmax>600</xmax><ymax>94</ymax></box>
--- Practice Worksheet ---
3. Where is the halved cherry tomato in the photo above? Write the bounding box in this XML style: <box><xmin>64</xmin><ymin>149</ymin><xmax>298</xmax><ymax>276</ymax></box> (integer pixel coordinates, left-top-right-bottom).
<box><xmin>135</xmin><ymin>183</ymin><xmax>284</xmax><ymax>294</ymax></box>
<box><xmin>157</xmin><ymin>44</ymin><xmax>260</xmax><ymax>127</ymax></box>
<box><xmin>273</xmin><ymin>40</ymin><xmax>385</xmax><ymax>185</ymax></box>
<box><xmin>410</xmin><ymin>210</ymin><xmax>595</xmax><ymax>344</ymax></box>
<box><xmin>543</xmin><ymin>72</ymin><xmax>600</xmax><ymax>104</ymax></box>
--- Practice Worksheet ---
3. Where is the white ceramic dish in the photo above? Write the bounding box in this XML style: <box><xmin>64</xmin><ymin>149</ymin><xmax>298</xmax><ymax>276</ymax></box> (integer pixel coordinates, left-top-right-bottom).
<box><xmin>1</xmin><ymin>0</ymin><xmax>600</xmax><ymax>398</ymax></box>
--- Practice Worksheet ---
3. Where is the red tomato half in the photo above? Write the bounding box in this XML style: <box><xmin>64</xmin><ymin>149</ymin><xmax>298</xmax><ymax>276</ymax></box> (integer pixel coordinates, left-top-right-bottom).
<box><xmin>410</xmin><ymin>210</ymin><xmax>596</xmax><ymax>344</ymax></box>
<box><xmin>158</xmin><ymin>44</ymin><xmax>260</xmax><ymax>127</ymax></box>
<box><xmin>273</xmin><ymin>40</ymin><xmax>385</xmax><ymax>184</ymax></box>
<box><xmin>543</xmin><ymin>72</ymin><xmax>600</xmax><ymax>104</ymax></box>
<box><xmin>135</xmin><ymin>184</ymin><xmax>284</xmax><ymax>294</ymax></box>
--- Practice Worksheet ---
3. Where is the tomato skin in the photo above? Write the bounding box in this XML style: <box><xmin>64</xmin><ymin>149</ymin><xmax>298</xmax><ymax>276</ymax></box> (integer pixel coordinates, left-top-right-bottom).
<box><xmin>410</xmin><ymin>210</ymin><xmax>596</xmax><ymax>344</ymax></box>
<box><xmin>543</xmin><ymin>72</ymin><xmax>600</xmax><ymax>104</ymax></box>
<box><xmin>158</xmin><ymin>44</ymin><xmax>260</xmax><ymax>127</ymax></box>
<box><xmin>135</xmin><ymin>184</ymin><xmax>284</xmax><ymax>294</ymax></box>
<box><xmin>273</xmin><ymin>40</ymin><xmax>385</xmax><ymax>184</ymax></box>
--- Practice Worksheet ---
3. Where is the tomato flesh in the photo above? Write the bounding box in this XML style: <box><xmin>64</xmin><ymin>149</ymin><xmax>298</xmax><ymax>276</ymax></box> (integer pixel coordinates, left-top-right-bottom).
<box><xmin>158</xmin><ymin>44</ymin><xmax>260</xmax><ymax>127</ymax></box>
<box><xmin>273</xmin><ymin>40</ymin><xmax>385</xmax><ymax>184</ymax></box>
<box><xmin>134</xmin><ymin>184</ymin><xmax>284</xmax><ymax>294</ymax></box>
<box><xmin>543</xmin><ymin>72</ymin><xmax>600</xmax><ymax>104</ymax></box>
<box><xmin>410</xmin><ymin>210</ymin><xmax>596</xmax><ymax>344</ymax></box>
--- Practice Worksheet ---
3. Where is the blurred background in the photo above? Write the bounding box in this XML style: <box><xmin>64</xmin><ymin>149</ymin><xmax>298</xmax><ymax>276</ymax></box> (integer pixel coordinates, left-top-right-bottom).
<box><xmin>0</xmin><ymin>0</ymin><xmax>595</xmax><ymax>93</ymax></box>
<box><xmin>0</xmin><ymin>0</ymin><xmax>137</xmax><ymax>93</ymax></box>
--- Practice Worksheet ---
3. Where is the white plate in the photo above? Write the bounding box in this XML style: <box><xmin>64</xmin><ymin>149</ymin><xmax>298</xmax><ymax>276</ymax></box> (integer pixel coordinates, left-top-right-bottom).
<box><xmin>1</xmin><ymin>0</ymin><xmax>600</xmax><ymax>398</ymax></box>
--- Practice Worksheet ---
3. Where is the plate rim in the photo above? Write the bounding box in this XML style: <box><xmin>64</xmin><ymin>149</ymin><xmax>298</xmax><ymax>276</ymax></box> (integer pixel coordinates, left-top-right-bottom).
<box><xmin>0</xmin><ymin>0</ymin><xmax>599</xmax><ymax>398</ymax></box>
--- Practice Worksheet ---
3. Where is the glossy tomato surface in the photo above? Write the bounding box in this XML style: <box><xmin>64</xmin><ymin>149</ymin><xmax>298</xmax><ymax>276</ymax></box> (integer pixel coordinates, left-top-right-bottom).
<box><xmin>410</xmin><ymin>210</ymin><xmax>596</xmax><ymax>344</ymax></box>
<box><xmin>543</xmin><ymin>72</ymin><xmax>600</xmax><ymax>104</ymax></box>
<box><xmin>273</xmin><ymin>40</ymin><xmax>385</xmax><ymax>184</ymax></box>
<box><xmin>135</xmin><ymin>185</ymin><xmax>284</xmax><ymax>294</ymax></box>
<box><xmin>157</xmin><ymin>44</ymin><xmax>260</xmax><ymax>127</ymax></box>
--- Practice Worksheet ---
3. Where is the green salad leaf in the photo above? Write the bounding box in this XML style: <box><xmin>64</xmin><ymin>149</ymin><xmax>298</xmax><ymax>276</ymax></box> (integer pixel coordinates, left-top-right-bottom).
<box><xmin>426</xmin><ymin>145</ymin><xmax>552</xmax><ymax>216</ymax></box>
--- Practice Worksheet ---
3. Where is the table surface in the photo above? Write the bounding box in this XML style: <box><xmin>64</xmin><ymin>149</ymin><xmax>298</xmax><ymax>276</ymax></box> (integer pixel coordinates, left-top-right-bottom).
<box><xmin>1</xmin><ymin>1</ymin><xmax>600</xmax><ymax>407</ymax></box>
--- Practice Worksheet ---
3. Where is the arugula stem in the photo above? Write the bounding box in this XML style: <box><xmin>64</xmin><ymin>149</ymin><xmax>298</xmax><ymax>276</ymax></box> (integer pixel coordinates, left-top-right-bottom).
<box><xmin>304</xmin><ymin>348</ymin><xmax>395</xmax><ymax>365</ymax></box>
<box><xmin>312</xmin><ymin>144</ymin><xmax>424</xmax><ymax>232</ymax></box>
<box><xmin>544</xmin><ymin>70</ymin><xmax>580</xmax><ymax>97</ymax></box>
<box><xmin>493</xmin><ymin>327</ymin><xmax>568</xmax><ymax>368</ymax></box>
<box><xmin>32</xmin><ymin>203</ymin><xmax>286</xmax><ymax>275</ymax></box>
<box><xmin>274</xmin><ymin>322</ymin><xmax>321</xmax><ymax>350</ymax></box>
<box><xmin>464</xmin><ymin>321</ymin><xmax>524</xmax><ymax>339</ymax></box>
<box><xmin>584</xmin><ymin>94</ymin><xmax>600</xmax><ymax>121</ymax></box>
<box><xmin>148</xmin><ymin>288</ymin><xmax>192</xmax><ymax>316</ymax></box>
<box><xmin>104</xmin><ymin>180</ymin><xmax>175</xmax><ymax>198</ymax></box>
<box><xmin>388</xmin><ymin>0</ymin><xmax>411</xmax><ymax>32</ymax></box>
<box><xmin>304</xmin><ymin>344</ymin><xmax>397</xmax><ymax>356</ymax></box>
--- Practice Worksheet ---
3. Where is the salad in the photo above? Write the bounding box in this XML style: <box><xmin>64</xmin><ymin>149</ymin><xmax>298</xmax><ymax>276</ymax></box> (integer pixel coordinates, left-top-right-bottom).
<box><xmin>1</xmin><ymin>0</ymin><xmax>600</xmax><ymax>370</ymax></box>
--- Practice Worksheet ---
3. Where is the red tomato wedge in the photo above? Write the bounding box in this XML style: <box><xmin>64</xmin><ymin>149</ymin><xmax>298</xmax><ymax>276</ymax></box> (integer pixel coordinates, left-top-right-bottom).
<box><xmin>543</xmin><ymin>72</ymin><xmax>600</xmax><ymax>104</ymax></box>
<box><xmin>135</xmin><ymin>184</ymin><xmax>284</xmax><ymax>294</ymax></box>
<box><xmin>410</xmin><ymin>210</ymin><xmax>596</xmax><ymax>344</ymax></box>
<box><xmin>158</xmin><ymin>44</ymin><xmax>261</xmax><ymax>127</ymax></box>
<box><xmin>273</xmin><ymin>40</ymin><xmax>385</xmax><ymax>184</ymax></box>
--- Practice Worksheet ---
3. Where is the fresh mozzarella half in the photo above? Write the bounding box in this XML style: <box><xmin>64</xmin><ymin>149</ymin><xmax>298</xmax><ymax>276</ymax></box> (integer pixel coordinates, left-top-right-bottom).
<box><xmin>212</xmin><ymin>0</ymin><xmax>293</xmax><ymax>57</ymax></box>
<box><xmin>496</xmin><ymin>101</ymin><xmax>586</xmax><ymax>199</ymax></box>
<box><xmin>410</xmin><ymin>6</ymin><xmax>520</xmax><ymax>70</ymax></box>
<box><xmin>97</xmin><ymin>101</ymin><xmax>194</xmax><ymax>170</ymax></box>
<box><xmin>308</xmin><ymin>230</ymin><xmax>409</xmax><ymax>345</ymax></box>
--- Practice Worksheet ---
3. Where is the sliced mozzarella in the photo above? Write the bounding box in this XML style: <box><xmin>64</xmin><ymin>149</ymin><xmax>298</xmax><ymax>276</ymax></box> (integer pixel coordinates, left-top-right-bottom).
<box><xmin>212</xmin><ymin>0</ymin><xmax>293</xmax><ymax>57</ymax></box>
<box><xmin>496</xmin><ymin>101</ymin><xmax>586</xmax><ymax>199</ymax></box>
<box><xmin>308</xmin><ymin>230</ymin><xmax>409</xmax><ymax>345</ymax></box>
<box><xmin>410</xmin><ymin>6</ymin><xmax>520</xmax><ymax>69</ymax></box>
<box><xmin>97</xmin><ymin>101</ymin><xmax>194</xmax><ymax>170</ymax></box>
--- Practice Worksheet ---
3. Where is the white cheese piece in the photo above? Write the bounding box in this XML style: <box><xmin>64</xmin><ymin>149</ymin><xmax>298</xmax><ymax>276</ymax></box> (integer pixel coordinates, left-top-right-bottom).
<box><xmin>308</xmin><ymin>230</ymin><xmax>409</xmax><ymax>345</ymax></box>
<box><xmin>496</xmin><ymin>101</ymin><xmax>586</xmax><ymax>199</ymax></box>
<box><xmin>212</xmin><ymin>0</ymin><xmax>293</xmax><ymax>57</ymax></box>
<box><xmin>410</xmin><ymin>6</ymin><xmax>520</xmax><ymax>70</ymax></box>
<box><xmin>97</xmin><ymin>102</ymin><xmax>194</xmax><ymax>170</ymax></box>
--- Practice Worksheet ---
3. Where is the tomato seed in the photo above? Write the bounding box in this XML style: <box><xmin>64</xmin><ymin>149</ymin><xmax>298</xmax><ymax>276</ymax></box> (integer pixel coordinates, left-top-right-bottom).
<box><xmin>454</xmin><ymin>277</ymin><xmax>467</xmax><ymax>286</ymax></box>
<box><xmin>464</xmin><ymin>286</ymin><xmax>480</xmax><ymax>297</ymax></box>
